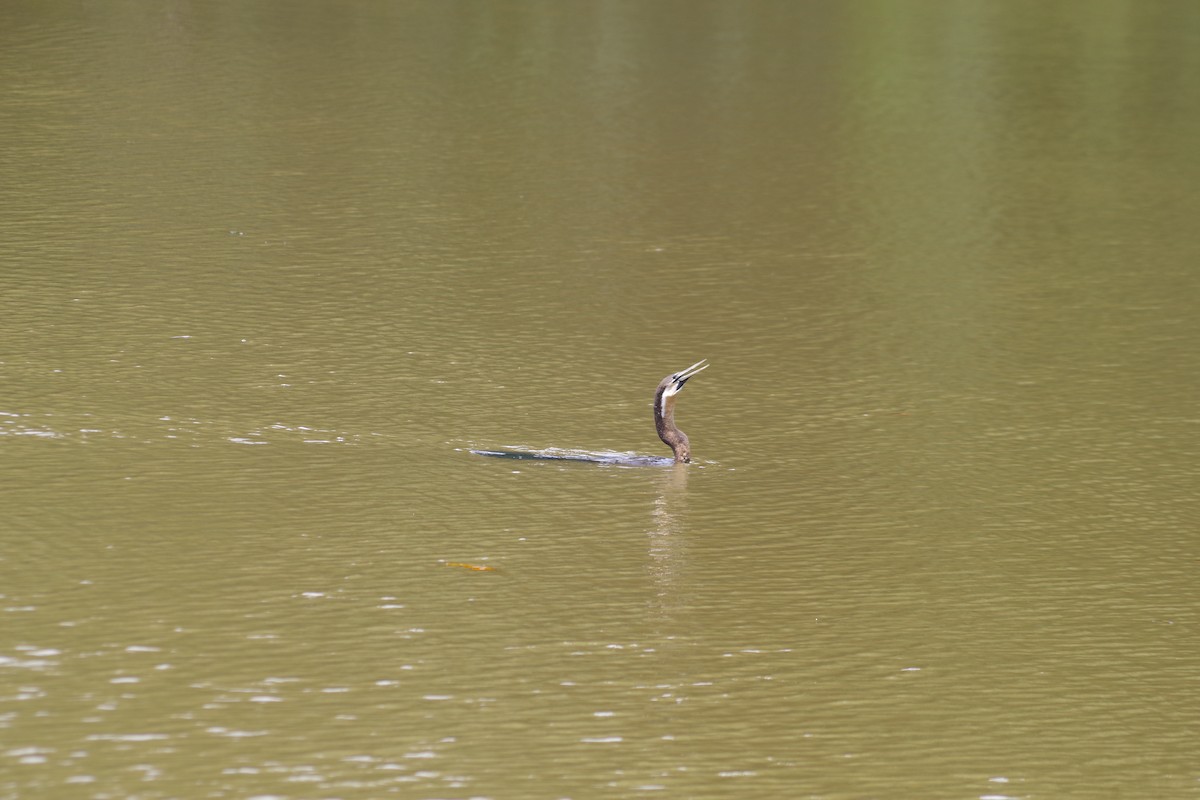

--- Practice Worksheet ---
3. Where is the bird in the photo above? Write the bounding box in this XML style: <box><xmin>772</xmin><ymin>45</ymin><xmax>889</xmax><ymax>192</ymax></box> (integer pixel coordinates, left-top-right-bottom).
<box><xmin>654</xmin><ymin>359</ymin><xmax>709</xmax><ymax>463</ymax></box>
<box><xmin>471</xmin><ymin>359</ymin><xmax>709</xmax><ymax>465</ymax></box>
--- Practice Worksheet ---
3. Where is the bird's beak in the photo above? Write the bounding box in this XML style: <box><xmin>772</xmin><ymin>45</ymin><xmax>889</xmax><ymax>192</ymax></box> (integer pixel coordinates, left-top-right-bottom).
<box><xmin>673</xmin><ymin>358</ymin><xmax>709</xmax><ymax>389</ymax></box>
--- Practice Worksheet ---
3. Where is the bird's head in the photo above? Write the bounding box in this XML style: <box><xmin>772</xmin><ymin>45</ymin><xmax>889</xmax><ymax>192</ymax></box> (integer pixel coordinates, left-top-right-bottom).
<box><xmin>657</xmin><ymin>358</ymin><xmax>709</xmax><ymax>400</ymax></box>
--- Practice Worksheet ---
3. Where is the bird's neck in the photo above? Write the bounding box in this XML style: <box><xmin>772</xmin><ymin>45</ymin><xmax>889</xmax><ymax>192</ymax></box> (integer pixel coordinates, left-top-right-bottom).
<box><xmin>655</xmin><ymin>392</ymin><xmax>690</xmax><ymax>463</ymax></box>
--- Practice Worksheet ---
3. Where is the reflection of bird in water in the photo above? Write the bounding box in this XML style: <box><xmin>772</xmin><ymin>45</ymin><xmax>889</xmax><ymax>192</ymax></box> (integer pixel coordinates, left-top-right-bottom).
<box><xmin>471</xmin><ymin>359</ymin><xmax>709</xmax><ymax>466</ymax></box>
<box><xmin>654</xmin><ymin>359</ymin><xmax>708</xmax><ymax>463</ymax></box>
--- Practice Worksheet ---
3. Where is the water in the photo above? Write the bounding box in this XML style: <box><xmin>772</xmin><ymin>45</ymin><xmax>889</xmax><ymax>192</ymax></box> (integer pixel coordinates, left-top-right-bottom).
<box><xmin>3</xmin><ymin>2</ymin><xmax>1199</xmax><ymax>798</ymax></box>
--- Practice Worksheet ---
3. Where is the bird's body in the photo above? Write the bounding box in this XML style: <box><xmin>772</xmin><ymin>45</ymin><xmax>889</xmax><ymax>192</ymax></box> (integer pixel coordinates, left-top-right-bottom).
<box><xmin>653</xmin><ymin>359</ymin><xmax>708</xmax><ymax>463</ymax></box>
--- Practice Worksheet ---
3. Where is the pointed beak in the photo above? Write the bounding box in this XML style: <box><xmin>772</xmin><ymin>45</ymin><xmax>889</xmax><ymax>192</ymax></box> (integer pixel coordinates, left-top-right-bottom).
<box><xmin>673</xmin><ymin>358</ymin><xmax>709</xmax><ymax>390</ymax></box>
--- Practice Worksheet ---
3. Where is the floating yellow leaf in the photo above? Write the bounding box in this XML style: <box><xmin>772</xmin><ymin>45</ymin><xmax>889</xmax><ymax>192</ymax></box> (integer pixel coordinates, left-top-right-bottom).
<box><xmin>445</xmin><ymin>562</ymin><xmax>496</xmax><ymax>572</ymax></box>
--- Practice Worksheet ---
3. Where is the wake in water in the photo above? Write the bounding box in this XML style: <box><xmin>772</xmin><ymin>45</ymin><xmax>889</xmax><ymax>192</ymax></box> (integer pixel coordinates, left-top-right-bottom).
<box><xmin>469</xmin><ymin>447</ymin><xmax>677</xmax><ymax>467</ymax></box>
